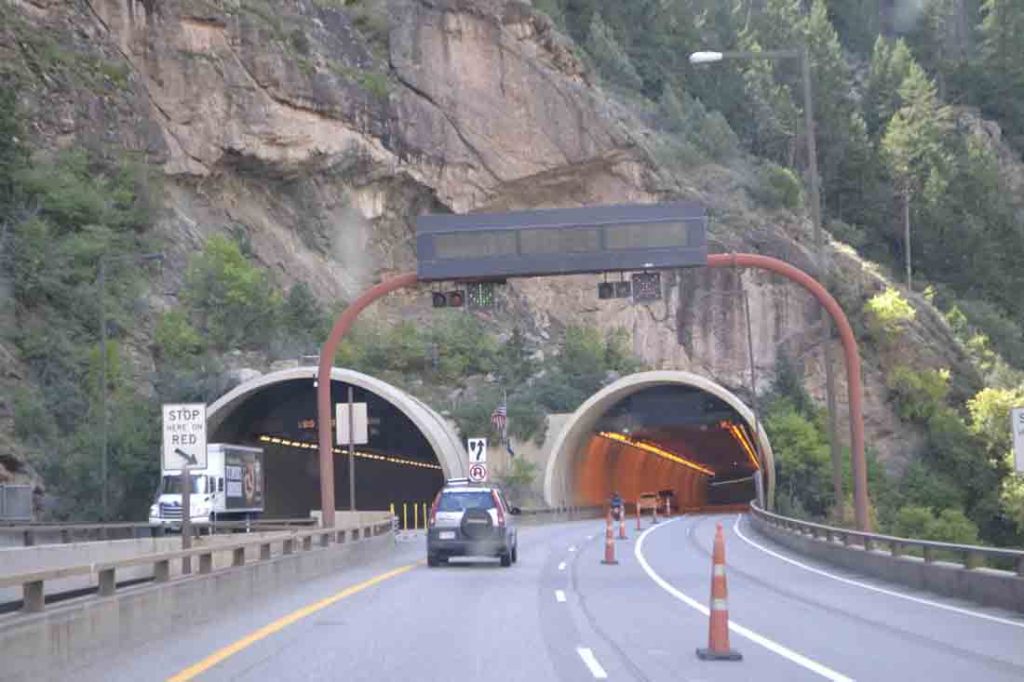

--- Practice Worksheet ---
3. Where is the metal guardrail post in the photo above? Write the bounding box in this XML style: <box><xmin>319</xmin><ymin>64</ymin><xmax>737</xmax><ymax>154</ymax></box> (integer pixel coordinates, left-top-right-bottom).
<box><xmin>1017</xmin><ymin>556</ymin><xmax>1024</xmax><ymax>577</ymax></box>
<box><xmin>154</xmin><ymin>559</ymin><xmax>170</xmax><ymax>582</ymax></box>
<box><xmin>283</xmin><ymin>538</ymin><xmax>294</xmax><ymax>555</ymax></box>
<box><xmin>260</xmin><ymin>543</ymin><xmax>271</xmax><ymax>561</ymax></box>
<box><xmin>232</xmin><ymin>547</ymin><xmax>245</xmax><ymax>567</ymax></box>
<box><xmin>302</xmin><ymin>536</ymin><xmax>312</xmax><ymax>551</ymax></box>
<box><xmin>320</xmin><ymin>532</ymin><xmax>330</xmax><ymax>548</ymax></box>
<box><xmin>199</xmin><ymin>553</ymin><xmax>213</xmax><ymax>574</ymax></box>
<box><xmin>965</xmin><ymin>550</ymin><xmax>983</xmax><ymax>570</ymax></box>
<box><xmin>24</xmin><ymin>580</ymin><xmax>44</xmax><ymax>613</ymax></box>
<box><xmin>98</xmin><ymin>569</ymin><xmax>116</xmax><ymax>596</ymax></box>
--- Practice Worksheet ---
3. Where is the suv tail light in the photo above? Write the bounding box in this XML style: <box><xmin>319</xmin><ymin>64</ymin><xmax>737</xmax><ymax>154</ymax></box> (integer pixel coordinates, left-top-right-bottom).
<box><xmin>491</xmin><ymin>490</ymin><xmax>506</xmax><ymax>528</ymax></box>
<box><xmin>429</xmin><ymin>491</ymin><xmax>441</xmax><ymax>526</ymax></box>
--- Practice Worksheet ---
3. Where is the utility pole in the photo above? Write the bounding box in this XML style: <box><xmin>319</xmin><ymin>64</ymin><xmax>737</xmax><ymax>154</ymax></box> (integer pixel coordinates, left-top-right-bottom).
<box><xmin>800</xmin><ymin>47</ymin><xmax>846</xmax><ymax>524</ymax></box>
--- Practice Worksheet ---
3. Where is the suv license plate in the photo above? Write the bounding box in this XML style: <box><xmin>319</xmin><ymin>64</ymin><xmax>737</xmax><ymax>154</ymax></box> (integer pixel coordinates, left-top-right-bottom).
<box><xmin>439</xmin><ymin>531</ymin><xmax>455</xmax><ymax>540</ymax></box>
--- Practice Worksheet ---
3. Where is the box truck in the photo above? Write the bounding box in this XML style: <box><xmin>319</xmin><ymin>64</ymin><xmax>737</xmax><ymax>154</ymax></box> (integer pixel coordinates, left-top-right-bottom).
<box><xmin>149</xmin><ymin>443</ymin><xmax>264</xmax><ymax>528</ymax></box>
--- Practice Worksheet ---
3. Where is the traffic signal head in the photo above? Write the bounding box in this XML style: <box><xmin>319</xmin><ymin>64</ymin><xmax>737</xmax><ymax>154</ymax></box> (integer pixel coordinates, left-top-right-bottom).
<box><xmin>614</xmin><ymin>281</ymin><xmax>632</xmax><ymax>298</ymax></box>
<box><xmin>632</xmin><ymin>272</ymin><xmax>661</xmax><ymax>301</ymax></box>
<box><xmin>447</xmin><ymin>290</ymin><xmax>465</xmax><ymax>307</ymax></box>
<box><xmin>598</xmin><ymin>282</ymin><xmax>615</xmax><ymax>299</ymax></box>
<box><xmin>432</xmin><ymin>292</ymin><xmax>448</xmax><ymax>308</ymax></box>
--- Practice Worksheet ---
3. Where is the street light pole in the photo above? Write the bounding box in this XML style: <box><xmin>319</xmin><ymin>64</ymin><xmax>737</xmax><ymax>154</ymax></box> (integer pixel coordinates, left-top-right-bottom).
<box><xmin>96</xmin><ymin>252</ymin><xmax>164</xmax><ymax>520</ymax></box>
<box><xmin>691</xmin><ymin>46</ymin><xmax>845</xmax><ymax>521</ymax></box>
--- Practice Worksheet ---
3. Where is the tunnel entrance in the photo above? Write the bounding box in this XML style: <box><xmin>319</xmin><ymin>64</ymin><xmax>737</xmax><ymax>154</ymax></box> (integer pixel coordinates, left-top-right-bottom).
<box><xmin>544</xmin><ymin>371</ymin><xmax>774</xmax><ymax>512</ymax></box>
<box><xmin>207</xmin><ymin>368</ymin><xmax>465</xmax><ymax>518</ymax></box>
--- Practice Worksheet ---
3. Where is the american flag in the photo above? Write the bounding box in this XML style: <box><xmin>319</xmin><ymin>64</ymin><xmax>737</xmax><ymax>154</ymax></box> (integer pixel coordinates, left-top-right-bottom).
<box><xmin>490</xmin><ymin>402</ymin><xmax>507</xmax><ymax>436</ymax></box>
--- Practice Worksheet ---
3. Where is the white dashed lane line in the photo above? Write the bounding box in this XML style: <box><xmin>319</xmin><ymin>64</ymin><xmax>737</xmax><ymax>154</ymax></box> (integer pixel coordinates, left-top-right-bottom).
<box><xmin>576</xmin><ymin>647</ymin><xmax>608</xmax><ymax>679</ymax></box>
<box><xmin>555</xmin><ymin>590</ymin><xmax>567</xmax><ymax>603</ymax></box>
<box><xmin>558</xmin><ymin>561</ymin><xmax>566</xmax><ymax>571</ymax></box>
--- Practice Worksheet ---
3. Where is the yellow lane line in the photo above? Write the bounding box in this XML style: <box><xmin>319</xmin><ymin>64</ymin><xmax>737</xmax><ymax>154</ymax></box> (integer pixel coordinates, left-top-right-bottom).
<box><xmin>167</xmin><ymin>562</ymin><xmax>418</xmax><ymax>681</ymax></box>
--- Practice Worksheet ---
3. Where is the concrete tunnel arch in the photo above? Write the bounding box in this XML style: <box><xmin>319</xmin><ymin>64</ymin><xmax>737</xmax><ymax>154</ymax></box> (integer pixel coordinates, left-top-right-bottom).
<box><xmin>543</xmin><ymin>370</ymin><xmax>775</xmax><ymax>510</ymax></box>
<box><xmin>206</xmin><ymin>367</ymin><xmax>466</xmax><ymax>514</ymax></box>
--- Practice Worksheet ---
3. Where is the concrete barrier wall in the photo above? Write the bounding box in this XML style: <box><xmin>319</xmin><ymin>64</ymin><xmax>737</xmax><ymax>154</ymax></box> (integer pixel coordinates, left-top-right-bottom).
<box><xmin>0</xmin><ymin>530</ymin><xmax>323</xmax><ymax>605</ymax></box>
<box><xmin>0</xmin><ymin>530</ymin><xmax>395</xmax><ymax>681</ymax></box>
<box><xmin>750</xmin><ymin>515</ymin><xmax>1024</xmax><ymax>613</ymax></box>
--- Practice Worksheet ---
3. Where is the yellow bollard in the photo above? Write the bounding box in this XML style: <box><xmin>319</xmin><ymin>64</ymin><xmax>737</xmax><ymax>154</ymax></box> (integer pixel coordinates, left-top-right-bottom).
<box><xmin>414</xmin><ymin>502</ymin><xmax>419</xmax><ymax>530</ymax></box>
<box><xmin>403</xmin><ymin>502</ymin><xmax>408</xmax><ymax>531</ymax></box>
<box><xmin>422</xmin><ymin>502</ymin><xmax>428</xmax><ymax>527</ymax></box>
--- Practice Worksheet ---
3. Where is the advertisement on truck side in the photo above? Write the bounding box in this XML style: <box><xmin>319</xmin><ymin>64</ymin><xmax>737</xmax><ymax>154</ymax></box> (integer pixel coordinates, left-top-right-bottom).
<box><xmin>225</xmin><ymin>448</ymin><xmax>264</xmax><ymax>511</ymax></box>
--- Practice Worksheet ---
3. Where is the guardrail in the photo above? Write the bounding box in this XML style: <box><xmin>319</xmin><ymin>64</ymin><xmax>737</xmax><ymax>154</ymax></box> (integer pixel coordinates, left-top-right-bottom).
<box><xmin>0</xmin><ymin>518</ymin><xmax>318</xmax><ymax>546</ymax></box>
<box><xmin>0</xmin><ymin>518</ymin><xmax>392</xmax><ymax>614</ymax></box>
<box><xmin>750</xmin><ymin>502</ymin><xmax>1024</xmax><ymax>576</ymax></box>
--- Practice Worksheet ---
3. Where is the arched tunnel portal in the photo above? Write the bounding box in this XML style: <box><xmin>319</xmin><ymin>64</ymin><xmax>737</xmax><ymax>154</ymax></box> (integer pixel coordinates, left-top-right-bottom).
<box><xmin>543</xmin><ymin>371</ymin><xmax>775</xmax><ymax>512</ymax></box>
<box><xmin>207</xmin><ymin>367</ymin><xmax>464</xmax><ymax>517</ymax></box>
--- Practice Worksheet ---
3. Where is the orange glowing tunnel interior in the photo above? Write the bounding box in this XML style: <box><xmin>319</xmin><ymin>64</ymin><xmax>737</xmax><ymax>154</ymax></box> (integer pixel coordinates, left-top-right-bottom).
<box><xmin>571</xmin><ymin>385</ymin><xmax>761</xmax><ymax>511</ymax></box>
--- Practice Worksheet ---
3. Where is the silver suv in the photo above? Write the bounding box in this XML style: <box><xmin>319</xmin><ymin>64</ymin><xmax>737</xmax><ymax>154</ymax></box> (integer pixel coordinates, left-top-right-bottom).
<box><xmin>426</xmin><ymin>479</ymin><xmax>520</xmax><ymax>567</ymax></box>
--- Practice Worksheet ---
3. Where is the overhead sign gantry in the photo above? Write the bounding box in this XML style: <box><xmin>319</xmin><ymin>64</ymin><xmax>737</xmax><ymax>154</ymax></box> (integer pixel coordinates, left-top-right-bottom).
<box><xmin>415</xmin><ymin>202</ymin><xmax>708</xmax><ymax>281</ymax></box>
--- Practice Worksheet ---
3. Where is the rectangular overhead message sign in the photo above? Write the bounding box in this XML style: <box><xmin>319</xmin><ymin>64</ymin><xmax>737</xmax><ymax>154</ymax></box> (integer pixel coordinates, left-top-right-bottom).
<box><xmin>416</xmin><ymin>202</ymin><xmax>708</xmax><ymax>281</ymax></box>
<box><xmin>162</xmin><ymin>403</ymin><xmax>207</xmax><ymax>471</ymax></box>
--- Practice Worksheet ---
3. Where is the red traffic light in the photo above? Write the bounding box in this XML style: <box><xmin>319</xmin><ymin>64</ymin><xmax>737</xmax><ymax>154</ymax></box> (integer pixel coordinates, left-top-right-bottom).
<box><xmin>447</xmin><ymin>290</ymin><xmax>465</xmax><ymax>307</ymax></box>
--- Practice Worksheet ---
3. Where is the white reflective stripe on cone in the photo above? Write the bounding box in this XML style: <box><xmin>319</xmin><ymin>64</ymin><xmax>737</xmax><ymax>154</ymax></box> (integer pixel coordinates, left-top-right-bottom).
<box><xmin>711</xmin><ymin>599</ymin><xmax>729</xmax><ymax>610</ymax></box>
<box><xmin>713</xmin><ymin>565</ymin><xmax>726</xmax><ymax>576</ymax></box>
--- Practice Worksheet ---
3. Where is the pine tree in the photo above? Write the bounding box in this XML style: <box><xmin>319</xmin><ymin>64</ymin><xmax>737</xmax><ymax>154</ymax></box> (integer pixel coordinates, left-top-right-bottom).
<box><xmin>865</xmin><ymin>37</ymin><xmax>916</xmax><ymax>137</ymax></box>
<box><xmin>977</xmin><ymin>0</ymin><xmax>1024</xmax><ymax>146</ymax></box>
<box><xmin>585</xmin><ymin>12</ymin><xmax>644</xmax><ymax>91</ymax></box>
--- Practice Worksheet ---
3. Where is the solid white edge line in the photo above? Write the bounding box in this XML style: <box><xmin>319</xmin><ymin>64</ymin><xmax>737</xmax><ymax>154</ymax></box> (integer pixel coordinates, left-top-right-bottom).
<box><xmin>555</xmin><ymin>589</ymin><xmax>567</xmax><ymax>603</ymax></box>
<box><xmin>635</xmin><ymin>518</ymin><xmax>853</xmax><ymax>682</ymax></box>
<box><xmin>568</xmin><ymin>546</ymin><xmax>577</xmax><ymax>552</ymax></box>
<box><xmin>558</xmin><ymin>561</ymin><xmax>567</xmax><ymax>571</ymax></box>
<box><xmin>733</xmin><ymin>515</ymin><xmax>1024</xmax><ymax>629</ymax></box>
<box><xmin>576</xmin><ymin>647</ymin><xmax>609</xmax><ymax>679</ymax></box>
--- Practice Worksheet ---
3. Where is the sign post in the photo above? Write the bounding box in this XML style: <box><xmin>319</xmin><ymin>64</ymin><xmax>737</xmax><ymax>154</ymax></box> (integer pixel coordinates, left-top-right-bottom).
<box><xmin>336</xmin><ymin>397</ymin><xmax>368</xmax><ymax>514</ymax></box>
<box><xmin>1013</xmin><ymin>407</ymin><xmax>1024</xmax><ymax>474</ymax></box>
<box><xmin>162</xmin><ymin>403</ymin><xmax>207</xmax><ymax>569</ymax></box>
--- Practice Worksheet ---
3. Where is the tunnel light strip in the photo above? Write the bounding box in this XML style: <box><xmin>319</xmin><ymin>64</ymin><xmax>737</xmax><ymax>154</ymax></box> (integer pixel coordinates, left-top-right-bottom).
<box><xmin>597</xmin><ymin>432</ymin><xmax>715</xmax><ymax>476</ymax></box>
<box><xmin>720</xmin><ymin>421</ymin><xmax>761</xmax><ymax>470</ymax></box>
<box><xmin>256</xmin><ymin>435</ymin><xmax>443</xmax><ymax>471</ymax></box>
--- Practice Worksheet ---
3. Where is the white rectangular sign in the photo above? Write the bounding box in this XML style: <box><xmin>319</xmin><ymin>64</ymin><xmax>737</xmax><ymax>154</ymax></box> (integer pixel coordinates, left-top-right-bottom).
<box><xmin>336</xmin><ymin>403</ymin><xmax>369</xmax><ymax>445</ymax></box>
<box><xmin>162</xmin><ymin>403</ymin><xmax>207</xmax><ymax>471</ymax></box>
<box><xmin>467</xmin><ymin>438</ymin><xmax>487</xmax><ymax>463</ymax></box>
<box><xmin>1013</xmin><ymin>407</ymin><xmax>1024</xmax><ymax>474</ymax></box>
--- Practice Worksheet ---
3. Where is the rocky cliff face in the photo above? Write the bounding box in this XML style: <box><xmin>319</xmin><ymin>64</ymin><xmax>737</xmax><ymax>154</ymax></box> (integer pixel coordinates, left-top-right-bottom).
<box><xmin>4</xmin><ymin>0</ymin><xmax>980</xmax><ymax>473</ymax></box>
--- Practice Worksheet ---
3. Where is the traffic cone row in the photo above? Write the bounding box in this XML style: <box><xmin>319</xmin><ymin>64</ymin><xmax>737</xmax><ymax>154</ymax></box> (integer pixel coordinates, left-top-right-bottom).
<box><xmin>696</xmin><ymin>523</ymin><xmax>742</xmax><ymax>661</ymax></box>
<box><xmin>618</xmin><ymin>509</ymin><xmax>628</xmax><ymax>540</ymax></box>
<box><xmin>601</xmin><ymin>510</ymin><xmax>618</xmax><ymax>565</ymax></box>
<box><xmin>635</xmin><ymin>504</ymin><xmax>642</xmax><ymax>531</ymax></box>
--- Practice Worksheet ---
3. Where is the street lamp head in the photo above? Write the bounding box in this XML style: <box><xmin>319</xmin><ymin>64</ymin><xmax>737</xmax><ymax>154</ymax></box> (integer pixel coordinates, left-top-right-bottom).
<box><xmin>689</xmin><ymin>51</ymin><xmax>724</xmax><ymax>65</ymax></box>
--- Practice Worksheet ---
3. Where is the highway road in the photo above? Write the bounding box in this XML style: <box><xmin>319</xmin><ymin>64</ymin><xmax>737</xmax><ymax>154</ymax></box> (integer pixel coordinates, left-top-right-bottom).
<box><xmin>72</xmin><ymin>514</ymin><xmax>1024</xmax><ymax>681</ymax></box>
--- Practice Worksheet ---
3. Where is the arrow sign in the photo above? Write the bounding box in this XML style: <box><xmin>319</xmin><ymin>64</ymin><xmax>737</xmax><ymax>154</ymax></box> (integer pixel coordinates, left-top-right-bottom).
<box><xmin>175</xmin><ymin>448</ymin><xmax>197</xmax><ymax>466</ymax></box>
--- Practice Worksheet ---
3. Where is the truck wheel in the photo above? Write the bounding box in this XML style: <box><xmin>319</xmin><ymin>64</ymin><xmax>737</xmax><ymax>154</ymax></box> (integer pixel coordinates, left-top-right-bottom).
<box><xmin>500</xmin><ymin>551</ymin><xmax>512</xmax><ymax>567</ymax></box>
<box><xmin>511</xmin><ymin>544</ymin><xmax>518</xmax><ymax>564</ymax></box>
<box><xmin>427</xmin><ymin>553</ymin><xmax>441</xmax><ymax>567</ymax></box>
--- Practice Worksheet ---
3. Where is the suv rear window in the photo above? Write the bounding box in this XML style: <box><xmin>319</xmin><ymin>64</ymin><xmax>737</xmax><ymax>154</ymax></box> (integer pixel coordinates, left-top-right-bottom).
<box><xmin>438</xmin><ymin>491</ymin><xmax>495</xmax><ymax>512</ymax></box>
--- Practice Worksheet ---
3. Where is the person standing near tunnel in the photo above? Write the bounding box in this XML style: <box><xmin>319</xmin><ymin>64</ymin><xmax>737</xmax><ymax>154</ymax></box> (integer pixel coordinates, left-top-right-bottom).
<box><xmin>609</xmin><ymin>490</ymin><xmax>623</xmax><ymax>521</ymax></box>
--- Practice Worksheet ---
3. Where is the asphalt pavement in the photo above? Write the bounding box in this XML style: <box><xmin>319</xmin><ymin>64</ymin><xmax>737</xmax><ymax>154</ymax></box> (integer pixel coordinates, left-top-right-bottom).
<box><xmin>68</xmin><ymin>514</ymin><xmax>1024</xmax><ymax>681</ymax></box>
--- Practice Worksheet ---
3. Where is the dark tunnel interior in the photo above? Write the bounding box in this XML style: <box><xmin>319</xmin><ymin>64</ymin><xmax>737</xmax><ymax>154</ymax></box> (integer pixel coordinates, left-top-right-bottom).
<box><xmin>211</xmin><ymin>379</ymin><xmax>444</xmax><ymax>518</ymax></box>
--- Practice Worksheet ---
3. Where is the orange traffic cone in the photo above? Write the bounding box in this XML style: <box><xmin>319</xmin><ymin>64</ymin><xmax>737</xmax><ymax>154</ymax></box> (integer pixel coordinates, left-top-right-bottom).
<box><xmin>618</xmin><ymin>510</ymin><xmax>628</xmax><ymax>540</ymax></box>
<box><xmin>696</xmin><ymin>523</ymin><xmax>742</xmax><ymax>661</ymax></box>
<box><xmin>601</xmin><ymin>510</ymin><xmax>618</xmax><ymax>565</ymax></box>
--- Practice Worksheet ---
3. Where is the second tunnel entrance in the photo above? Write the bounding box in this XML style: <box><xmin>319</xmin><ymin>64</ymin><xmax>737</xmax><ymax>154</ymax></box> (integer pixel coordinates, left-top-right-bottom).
<box><xmin>543</xmin><ymin>371</ymin><xmax>775</xmax><ymax>512</ymax></box>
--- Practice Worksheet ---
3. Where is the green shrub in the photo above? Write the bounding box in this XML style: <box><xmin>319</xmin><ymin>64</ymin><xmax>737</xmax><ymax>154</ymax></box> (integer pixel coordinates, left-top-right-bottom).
<box><xmin>864</xmin><ymin>287</ymin><xmax>916</xmax><ymax>342</ymax></box>
<box><xmin>154</xmin><ymin>310</ymin><xmax>204</xmax><ymax>365</ymax></box>
<box><xmin>182</xmin><ymin>235</ymin><xmax>283</xmax><ymax>350</ymax></box>
<box><xmin>755</xmin><ymin>163</ymin><xmax>803</xmax><ymax>210</ymax></box>
<box><xmin>887</xmin><ymin>366</ymin><xmax>950</xmax><ymax>422</ymax></box>
<box><xmin>890</xmin><ymin>505</ymin><xmax>979</xmax><ymax>544</ymax></box>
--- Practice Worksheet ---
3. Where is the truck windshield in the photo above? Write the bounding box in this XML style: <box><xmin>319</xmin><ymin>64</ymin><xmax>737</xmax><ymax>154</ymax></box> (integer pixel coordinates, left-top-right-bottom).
<box><xmin>160</xmin><ymin>475</ymin><xmax>204</xmax><ymax>494</ymax></box>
